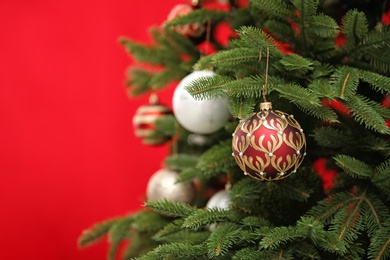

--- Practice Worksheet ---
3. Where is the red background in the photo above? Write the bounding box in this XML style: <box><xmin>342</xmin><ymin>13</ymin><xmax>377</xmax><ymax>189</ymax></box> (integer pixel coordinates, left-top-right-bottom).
<box><xmin>0</xmin><ymin>0</ymin><xmax>181</xmax><ymax>259</ymax></box>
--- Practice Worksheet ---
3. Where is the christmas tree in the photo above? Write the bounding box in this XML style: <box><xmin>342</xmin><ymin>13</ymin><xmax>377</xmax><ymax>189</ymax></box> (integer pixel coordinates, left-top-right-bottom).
<box><xmin>79</xmin><ymin>0</ymin><xmax>390</xmax><ymax>259</ymax></box>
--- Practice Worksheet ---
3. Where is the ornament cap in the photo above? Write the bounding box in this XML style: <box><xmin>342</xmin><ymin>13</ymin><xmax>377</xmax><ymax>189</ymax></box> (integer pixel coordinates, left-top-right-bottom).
<box><xmin>260</xmin><ymin>102</ymin><xmax>272</xmax><ymax>111</ymax></box>
<box><xmin>149</xmin><ymin>93</ymin><xmax>159</xmax><ymax>105</ymax></box>
<box><xmin>191</xmin><ymin>0</ymin><xmax>199</xmax><ymax>6</ymax></box>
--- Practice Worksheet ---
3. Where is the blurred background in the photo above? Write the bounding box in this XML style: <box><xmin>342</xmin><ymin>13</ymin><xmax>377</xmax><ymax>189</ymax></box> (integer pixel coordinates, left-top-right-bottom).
<box><xmin>0</xmin><ymin>0</ymin><xmax>181</xmax><ymax>259</ymax></box>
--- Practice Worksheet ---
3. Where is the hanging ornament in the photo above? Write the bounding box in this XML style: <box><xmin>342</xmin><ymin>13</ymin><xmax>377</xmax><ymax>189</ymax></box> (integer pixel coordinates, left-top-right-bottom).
<box><xmin>172</xmin><ymin>70</ymin><xmax>231</xmax><ymax>134</ymax></box>
<box><xmin>146</xmin><ymin>168</ymin><xmax>196</xmax><ymax>204</ymax></box>
<box><xmin>187</xmin><ymin>133</ymin><xmax>211</xmax><ymax>147</ymax></box>
<box><xmin>232</xmin><ymin>102</ymin><xmax>306</xmax><ymax>181</ymax></box>
<box><xmin>206</xmin><ymin>189</ymin><xmax>231</xmax><ymax>210</ymax></box>
<box><xmin>132</xmin><ymin>94</ymin><xmax>172</xmax><ymax>146</ymax></box>
<box><xmin>231</xmin><ymin>48</ymin><xmax>306</xmax><ymax>181</ymax></box>
<box><xmin>166</xmin><ymin>3</ymin><xmax>206</xmax><ymax>37</ymax></box>
<box><xmin>206</xmin><ymin>189</ymin><xmax>231</xmax><ymax>231</ymax></box>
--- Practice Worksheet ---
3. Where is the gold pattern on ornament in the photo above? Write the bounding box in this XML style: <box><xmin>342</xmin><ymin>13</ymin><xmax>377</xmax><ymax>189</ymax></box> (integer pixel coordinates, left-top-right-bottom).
<box><xmin>233</xmin><ymin>133</ymin><xmax>251</xmax><ymax>155</ymax></box>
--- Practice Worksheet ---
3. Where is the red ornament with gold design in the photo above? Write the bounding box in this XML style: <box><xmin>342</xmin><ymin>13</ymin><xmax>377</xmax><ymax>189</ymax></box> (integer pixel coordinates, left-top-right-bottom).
<box><xmin>132</xmin><ymin>94</ymin><xmax>172</xmax><ymax>145</ymax></box>
<box><xmin>232</xmin><ymin>102</ymin><xmax>306</xmax><ymax>181</ymax></box>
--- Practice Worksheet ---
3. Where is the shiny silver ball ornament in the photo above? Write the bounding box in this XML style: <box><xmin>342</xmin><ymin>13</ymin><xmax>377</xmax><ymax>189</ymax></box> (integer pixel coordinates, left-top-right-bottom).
<box><xmin>206</xmin><ymin>190</ymin><xmax>231</xmax><ymax>210</ymax></box>
<box><xmin>206</xmin><ymin>190</ymin><xmax>231</xmax><ymax>231</ymax></box>
<box><xmin>146</xmin><ymin>168</ymin><xmax>196</xmax><ymax>204</ymax></box>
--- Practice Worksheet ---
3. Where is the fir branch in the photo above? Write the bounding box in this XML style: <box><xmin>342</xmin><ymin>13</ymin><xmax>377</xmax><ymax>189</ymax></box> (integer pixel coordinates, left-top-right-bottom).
<box><xmin>295</xmin><ymin>217</ymin><xmax>328</xmax><ymax>246</ymax></box>
<box><xmin>153</xmin><ymin>114</ymin><xmax>176</xmax><ymax>137</ymax></box>
<box><xmin>345</xmin><ymin>95</ymin><xmax>390</xmax><ymax>134</ymax></box>
<box><xmin>312</xmin><ymin>127</ymin><xmax>354</xmax><ymax>149</ymax></box>
<box><xmin>250</xmin><ymin>0</ymin><xmax>294</xmax><ymax>21</ymax></box>
<box><xmin>353</xmin><ymin>28</ymin><xmax>390</xmax><ymax>73</ymax></box>
<box><xmin>373</xmin><ymin>159</ymin><xmax>390</xmax><ymax>200</ymax></box>
<box><xmin>340</xmin><ymin>9</ymin><xmax>369</xmax><ymax>49</ymax></box>
<box><xmin>279</xmin><ymin>54</ymin><xmax>314</xmax><ymax>74</ymax></box>
<box><xmin>153</xmin><ymin>219</ymin><xmax>185</xmax><ymax>241</ymax></box>
<box><xmin>329</xmin><ymin>66</ymin><xmax>359</xmax><ymax>100</ymax></box>
<box><xmin>182</xmin><ymin>208</ymin><xmax>240</xmax><ymax>230</ymax></box>
<box><xmin>175</xmin><ymin>168</ymin><xmax>201</xmax><ymax>183</ymax></box>
<box><xmin>362</xmin><ymin>47</ymin><xmax>390</xmax><ymax>75</ymax></box>
<box><xmin>354</xmin><ymin>28</ymin><xmax>390</xmax><ymax>53</ymax></box>
<box><xmin>149</xmin><ymin>68</ymin><xmax>186</xmax><ymax>90</ymax></box>
<box><xmin>230</xmin><ymin>178</ymin><xmax>263</xmax><ymax>206</ymax></box>
<box><xmin>132</xmin><ymin>211</ymin><xmax>170</xmax><ymax>232</ymax></box>
<box><xmin>263</xmin><ymin>19</ymin><xmax>295</xmax><ymax>40</ymax></box>
<box><xmin>211</xmin><ymin>48</ymin><xmax>262</xmax><ymax>68</ymax></box>
<box><xmin>186</xmin><ymin>74</ymin><xmax>233</xmax><ymax>100</ymax></box>
<box><xmin>228</xmin><ymin>96</ymin><xmax>256</xmax><ymax>119</ymax></box>
<box><xmin>361</xmin><ymin>193</ymin><xmax>389</xmax><ymax>237</ymax></box>
<box><xmin>333</xmin><ymin>155</ymin><xmax>373</xmax><ymax>179</ymax></box>
<box><xmin>317</xmin><ymin>232</ymin><xmax>348</xmax><ymax>255</ymax></box>
<box><xmin>154</xmin><ymin>230</ymin><xmax>210</xmax><ymax>245</ymax></box>
<box><xmin>361</xmin><ymin>135</ymin><xmax>390</xmax><ymax>157</ymax></box>
<box><xmin>311</xmin><ymin>63</ymin><xmax>336</xmax><ymax>79</ymax></box>
<box><xmin>291</xmin><ymin>0</ymin><xmax>319</xmax><ymax>52</ymax></box>
<box><xmin>291</xmin><ymin>0</ymin><xmax>318</xmax><ymax>19</ymax></box>
<box><xmin>150</xmin><ymin>243</ymin><xmax>206</xmax><ymax>259</ymax></box>
<box><xmin>277</xmin><ymin>179</ymin><xmax>313</xmax><ymax>202</ymax></box>
<box><xmin>307</xmin><ymin>13</ymin><xmax>339</xmax><ymax>38</ymax></box>
<box><xmin>235</xmin><ymin>26</ymin><xmax>283</xmax><ymax>57</ymax></box>
<box><xmin>163</xmin><ymin>9</ymin><xmax>226</xmax><ymax>27</ymax></box>
<box><xmin>260</xmin><ymin>225</ymin><xmax>299</xmax><ymax>250</ymax></box>
<box><xmin>329</xmin><ymin>189</ymin><xmax>367</xmax><ymax>244</ymax></box>
<box><xmin>125</xmin><ymin>68</ymin><xmax>157</xmax><ymax>96</ymax></box>
<box><xmin>196</xmin><ymin>139</ymin><xmax>238</xmax><ymax>178</ymax></box>
<box><xmin>108</xmin><ymin>217</ymin><xmax>134</xmax><ymax>260</ymax></box>
<box><xmin>78</xmin><ymin>218</ymin><xmax>118</xmax><ymax>247</ymax></box>
<box><xmin>223</xmin><ymin>75</ymin><xmax>282</xmax><ymax>99</ymax></box>
<box><xmin>232</xmin><ymin>247</ymin><xmax>264</xmax><ymax>260</ymax></box>
<box><xmin>145</xmin><ymin>199</ymin><xmax>197</xmax><ymax>218</ymax></box>
<box><xmin>307</xmin><ymin>192</ymin><xmax>359</xmax><ymax>225</ymax></box>
<box><xmin>275</xmin><ymin>84</ymin><xmax>338</xmax><ymax>122</ymax></box>
<box><xmin>290</xmin><ymin>243</ymin><xmax>321</xmax><ymax>260</ymax></box>
<box><xmin>241</xmin><ymin>216</ymin><xmax>272</xmax><ymax>230</ymax></box>
<box><xmin>307</xmin><ymin>79</ymin><xmax>338</xmax><ymax>99</ymax></box>
<box><xmin>163</xmin><ymin>154</ymin><xmax>199</xmax><ymax>171</ymax></box>
<box><xmin>207</xmin><ymin>223</ymin><xmax>242</xmax><ymax>257</ymax></box>
<box><xmin>122</xmin><ymin>232</ymin><xmax>159</xmax><ymax>259</ymax></box>
<box><xmin>359</xmin><ymin>70</ymin><xmax>390</xmax><ymax>94</ymax></box>
<box><xmin>120</xmin><ymin>38</ymin><xmax>165</xmax><ymax>65</ymax></box>
<box><xmin>193</xmin><ymin>54</ymin><xmax>214</xmax><ymax>71</ymax></box>
<box><xmin>163</xmin><ymin>28</ymin><xmax>200</xmax><ymax>57</ymax></box>
<box><xmin>367</xmin><ymin>220</ymin><xmax>390</xmax><ymax>260</ymax></box>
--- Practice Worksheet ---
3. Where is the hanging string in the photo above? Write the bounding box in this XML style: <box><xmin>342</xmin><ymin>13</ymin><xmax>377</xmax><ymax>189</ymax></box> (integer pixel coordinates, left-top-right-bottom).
<box><xmin>201</xmin><ymin>17</ymin><xmax>212</xmax><ymax>57</ymax></box>
<box><xmin>171</xmin><ymin>121</ymin><xmax>179</xmax><ymax>156</ymax></box>
<box><xmin>261</xmin><ymin>47</ymin><xmax>270</xmax><ymax>103</ymax></box>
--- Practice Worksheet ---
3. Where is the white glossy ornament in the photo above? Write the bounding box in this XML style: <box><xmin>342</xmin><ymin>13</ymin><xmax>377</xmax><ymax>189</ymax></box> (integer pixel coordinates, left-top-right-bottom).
<box><xmin>146</xmin><ymin>168</ymin><xmax>195</xmax><ymax>204</ymax></box>
<box><xmin>172</xmin><ymin>70</ymin><xmax>230</xmax><ymax>134</ymax></box>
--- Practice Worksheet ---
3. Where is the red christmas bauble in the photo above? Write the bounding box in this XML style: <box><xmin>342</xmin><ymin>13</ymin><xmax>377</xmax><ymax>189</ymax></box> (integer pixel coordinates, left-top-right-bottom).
<box><xmin>232</xmin><ymin>102</ymin><xmax>306</xmax><ymax>181</ymax></box>
<box><xmin>132</xmin><ymin>94</ymin><xmax>172</xmax><ymax>145</ymax></box>
<box><xmin>166</xmin><ymin>3</ymin><xmax>206</xmax><ymax>37</ymax></box>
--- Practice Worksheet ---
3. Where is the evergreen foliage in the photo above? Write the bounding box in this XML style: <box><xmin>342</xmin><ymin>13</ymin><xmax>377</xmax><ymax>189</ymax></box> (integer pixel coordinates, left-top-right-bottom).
<box><xmin>79</xmin><ymin>0</ymin><xmax>390</xmax><ymax>259</ymax></box>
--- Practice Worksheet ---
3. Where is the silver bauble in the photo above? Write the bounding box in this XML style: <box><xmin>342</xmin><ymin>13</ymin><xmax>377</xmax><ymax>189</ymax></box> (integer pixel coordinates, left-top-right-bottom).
<box><xmin>206</xmin><ymin>190</ymin><xmax>231</xmax><ymax>231</ymax></box>
<box><xmin>146</xmin><ymin>168</ymin><xmax>195</xmax><ymax>204</ymax></box>
<box><xmin>206</xmin><ymin>190</ymin><xmax>231</xmax><ymax>210</ymax></box>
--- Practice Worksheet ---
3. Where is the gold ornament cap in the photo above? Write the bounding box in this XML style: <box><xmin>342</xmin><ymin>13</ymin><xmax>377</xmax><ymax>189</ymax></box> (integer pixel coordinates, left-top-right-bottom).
<box><xmin>260</xmin><ymin>102</ymin><xmax>272</xmax><ymax>111</ymax></box>
<box><xmin>191</xmin><ymin>0</ymin><xmax>199</xmax><ymax>6</ymax></box>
